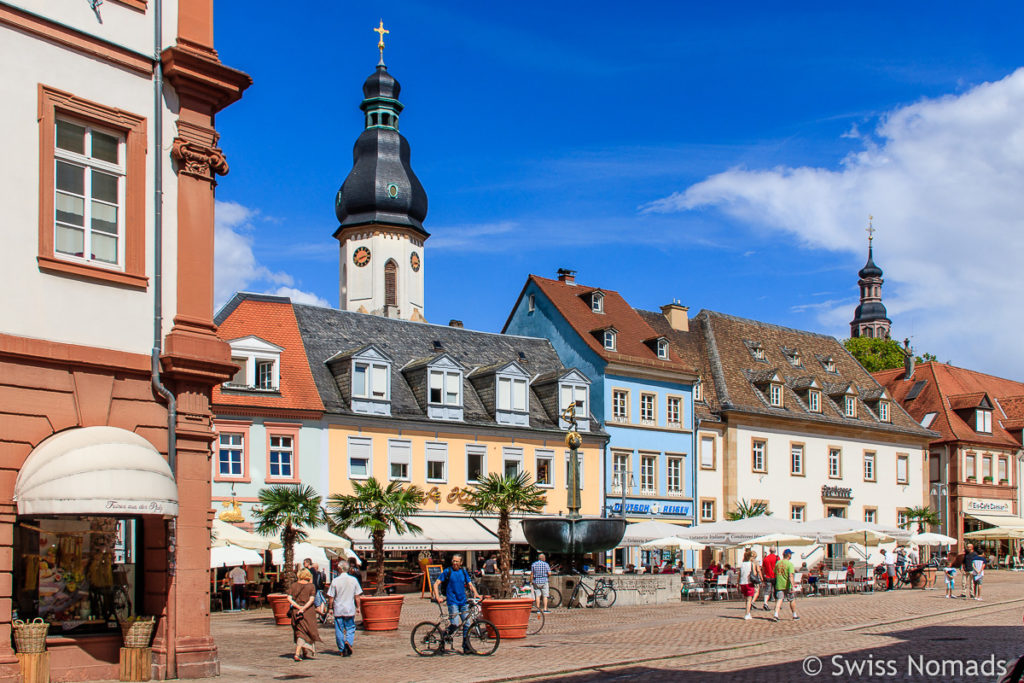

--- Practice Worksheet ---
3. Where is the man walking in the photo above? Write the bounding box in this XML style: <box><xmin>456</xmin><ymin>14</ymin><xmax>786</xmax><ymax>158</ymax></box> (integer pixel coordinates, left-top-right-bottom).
<box><xmin>531</xmin><ymin>553</ymin><xmax>552</xmax><ymax>613</ymax></box>
<box><xmin>772</xmin><ymin>549</ymin><xmax>799</xmax><ymax>622</ymax></box>
<box><xmin>882</xmin><ymin>549</ymin><xmax>897</xmax><ymax>591</ymax></box>
<box><xmin>227</xmin><ymin>565</ymin><xmax>247</xmax><ymax>610</ymax></box>
<box><xmin>761</xmin><ymin>547</ymin><xmax>779</xmax><ymax>611</ymax></box>
<box><xmin>433</xmin><ymin>554</ymin><xmax>479</xmax><ymax>654</ymax></box>
<box><xmin>327</xmin><ymin>565</ymin><xmax>362</xmax><ymax>656</ymax></box>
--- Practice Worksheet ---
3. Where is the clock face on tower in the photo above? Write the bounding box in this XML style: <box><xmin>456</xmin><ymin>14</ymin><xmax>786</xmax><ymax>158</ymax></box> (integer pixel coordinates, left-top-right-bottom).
<box><xmin>352</xmin><ymin>246</ymin><xmax>371</xmax><ymax>267</ymax></box>
<box><xmin>410</xmin><ymin>251</ymin><xmax>421</xmax><ymax>272</ymax></box>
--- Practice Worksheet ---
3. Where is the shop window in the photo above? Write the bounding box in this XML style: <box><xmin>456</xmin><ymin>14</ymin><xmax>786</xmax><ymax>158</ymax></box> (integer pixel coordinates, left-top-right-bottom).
<box><xmin>14</xmin><ymin>517</ymin><xmax>139</xmax><ymax>634</ymax></box>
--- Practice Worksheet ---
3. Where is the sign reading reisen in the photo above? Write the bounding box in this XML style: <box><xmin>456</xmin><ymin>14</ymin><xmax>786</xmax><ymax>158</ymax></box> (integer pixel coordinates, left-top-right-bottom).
<box><xmin>609</xmin><ymin>501</ymin><xmax>693</xmax><ymax>517</ymax></box>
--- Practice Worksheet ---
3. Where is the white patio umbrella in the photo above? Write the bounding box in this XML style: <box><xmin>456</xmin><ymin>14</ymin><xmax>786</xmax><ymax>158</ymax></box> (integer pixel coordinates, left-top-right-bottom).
<box><xmin>910</xmin><ymin>532</ymin><xmax>957</xmax><ymax>546</ymax></box>
<box><xmin>618</xmin><ymin>521</ymin><xmax>693</xmax><ymax>546</ymax></box>
<box><xmin>640</xmin><ymin>536</ymin><xmax>706</xmax><ymax>551</ymax></box>
<box><xmin>738</xmin><ymin>533</ymin><xmax>816</xmax><ymax>547</ymax></box>
<box><xmin>210</xmin><ymin>543</ymin><xmax>262</xmax><ymax>568</ymax></box>
<box><xmin>965</xmin><ymin>527</ymin><xmax>1024</xmax><ymax>540</ymax></box>
<box><xmin>290</xmin><ymin>525</ymin><xmax>352</xmax><ymax>551</ymax></box>
<box><xmin>272</xmin><ymin>541</ymin><xmax>329</xmax><ymax>570</ymax></box>
<box><xmin>212</xmin><ymin>519</ymin><xmax>281</xmax><ymax>551</ymax></box>
<box><xmin>834</xmin><ymin>528</ymin><xmax>895</xmax><ymax>545</ymax></box>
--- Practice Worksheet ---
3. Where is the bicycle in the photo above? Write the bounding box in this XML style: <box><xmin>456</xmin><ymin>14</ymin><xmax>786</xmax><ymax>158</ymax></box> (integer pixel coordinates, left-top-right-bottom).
<box><xmin>410</xmin><ymin>597</ymin><xmax>500</xmax><ymax>656</ymax></box>
<box><xmin>509</xmin><ymin>580</ymin><xmax>547</xmax><ymax>635</ymax></box>
<box><xmin>564</xmin><ymin>571</ymin><xmax>616</xmax><ymax>608</ymax></box>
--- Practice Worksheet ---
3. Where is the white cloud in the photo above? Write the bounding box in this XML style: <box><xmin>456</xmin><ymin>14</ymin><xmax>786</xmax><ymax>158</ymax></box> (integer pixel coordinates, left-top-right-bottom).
<box><xmin>428</xmin><ymin>221</ymin><xmax>520</xmax><ymax>251</ymax></box>
<box><xmin>643</xmin><ymin>68</ymin><xmax>1024</xmax><ymax>378</ymax></box>
<box><xmin>214</xmin><ymin>201</ymin><xmax>329</xmax><ymax>308</ymax></box>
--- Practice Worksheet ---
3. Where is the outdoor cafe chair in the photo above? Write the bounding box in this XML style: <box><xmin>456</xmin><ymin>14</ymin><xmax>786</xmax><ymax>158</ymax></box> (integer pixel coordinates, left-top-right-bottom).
<box><xmin>714</xmin><ymin>575</ymin><xmax>730</xmax><ymax>600</ymax></box>
<box><xmin>791</xmin><ymin>572</ymin><xmax>804</xmax><ymax>595</ymax></box>
<box><xmin>681</xmin><ymin>575</ymin><xmax>705</xmax><ymax>602</ymax></box>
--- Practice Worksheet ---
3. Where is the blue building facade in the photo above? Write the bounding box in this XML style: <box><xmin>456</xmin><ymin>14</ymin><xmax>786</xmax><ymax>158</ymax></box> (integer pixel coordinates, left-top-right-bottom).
<box><xmin>504</xmin><ymin>273</ymin><xmax>698</xmax><ymax>536</ymax></box>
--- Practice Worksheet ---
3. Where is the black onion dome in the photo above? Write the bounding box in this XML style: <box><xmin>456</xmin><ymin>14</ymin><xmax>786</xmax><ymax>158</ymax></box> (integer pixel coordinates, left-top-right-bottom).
<box><xmin>854</xmin><ymin>301</ymin><xmax>889</xmax><ymax>322</ymax></box>
<box><xmin>334</xmin><ymin>65</ymin><xmax>428</xmax><ymax>237</ymax></box>
<box><xmin>859</xmin><ymin>246</ymin><xmax>883</xmax><ymax>278</ymax></box>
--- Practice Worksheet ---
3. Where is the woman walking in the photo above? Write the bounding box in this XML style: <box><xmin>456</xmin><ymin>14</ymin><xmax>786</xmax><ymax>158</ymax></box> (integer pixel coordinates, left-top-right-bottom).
<box><xmin>287</xmin><ymin>568</ymin><xmax>321</xmax><ymax>661</ymax></box>
<box><xmin>739</xmin><ymin>549</ymin><xmax>762</xmax><ymax>620</ymax></box>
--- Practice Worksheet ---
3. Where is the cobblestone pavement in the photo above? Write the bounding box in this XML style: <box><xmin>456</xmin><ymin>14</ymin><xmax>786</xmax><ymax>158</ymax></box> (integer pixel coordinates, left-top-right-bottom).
<box><xmin>210</xmin><ymin>573</ymin><xmax>1024</xmax><ymax>683</ymax></box>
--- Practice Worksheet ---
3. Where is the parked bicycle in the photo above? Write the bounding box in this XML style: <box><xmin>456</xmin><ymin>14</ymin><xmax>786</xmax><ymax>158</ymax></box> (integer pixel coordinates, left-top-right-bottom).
<box><xmin>410</xmin><ymin>597</ymin><xmax>500</xmax><ymax>656</ymax></box>
<box><xmin>564</xmin><ymin>571</ymin><xmax>616</xmax><ymax>608</ymax></box>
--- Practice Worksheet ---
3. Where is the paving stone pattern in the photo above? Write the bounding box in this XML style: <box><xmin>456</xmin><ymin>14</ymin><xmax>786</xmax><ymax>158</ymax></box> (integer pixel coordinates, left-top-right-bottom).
<box><xmin>208</xmin><ymin>573</ymin><xmax>1024</xmax><ymax>683</ymax></box>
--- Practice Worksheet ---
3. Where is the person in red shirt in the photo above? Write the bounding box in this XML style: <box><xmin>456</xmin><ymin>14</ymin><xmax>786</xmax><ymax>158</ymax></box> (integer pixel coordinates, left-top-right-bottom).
<box><xmin>761</xmin><ymin>547</ymin><xmax>779</xmax><ymax>611</ymax></box>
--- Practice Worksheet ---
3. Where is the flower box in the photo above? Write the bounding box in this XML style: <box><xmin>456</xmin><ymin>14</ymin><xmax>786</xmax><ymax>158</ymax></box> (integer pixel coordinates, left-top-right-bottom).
<box><xmin>983</xmin><ymin>476</ymin><xmax>994</xmax><ymax>483</ymax></box>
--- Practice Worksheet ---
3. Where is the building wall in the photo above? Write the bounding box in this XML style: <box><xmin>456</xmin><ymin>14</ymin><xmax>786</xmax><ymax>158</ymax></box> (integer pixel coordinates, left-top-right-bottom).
<box><xmin>339</xmin><ymin>228</ymin><xmax>426</xmax><ymax>319</ymax></box>
<box><xmin>696</xmin><ymin>425</ymin><xmax>725</xmax><ymax>526</ymax></box>
<box><xmin>326</xmin><ymin>423</ymin><xmax>603</xmax><ymax>516</ymax></box>
<box><xmin>0</xmin><ymin>3</ymin><xmax>180</xmax><ymax>355</ymax></box>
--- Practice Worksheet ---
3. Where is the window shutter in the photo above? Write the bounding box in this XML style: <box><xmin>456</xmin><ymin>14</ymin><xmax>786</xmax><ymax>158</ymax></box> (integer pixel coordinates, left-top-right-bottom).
<box><xmin>384</xmin><ymin>260</ymin><xmax>398</xmax><ymax>306</ymax></box>
<box><xmin>371</xmin><ymin>364</ymin><xmax>388</xmax><ymax>398</ymax></box>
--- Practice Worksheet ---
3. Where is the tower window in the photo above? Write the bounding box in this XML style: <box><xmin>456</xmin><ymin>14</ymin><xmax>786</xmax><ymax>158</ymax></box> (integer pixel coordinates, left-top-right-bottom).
<box><xmin>384</xmin><ymin>259</ymin><xmax>398</xmax><ymax>307</ymax></box>
<box><xmin>371</xmin><ymin>113</ymin><xmax>379</xmax><ymax>125</ymax></box>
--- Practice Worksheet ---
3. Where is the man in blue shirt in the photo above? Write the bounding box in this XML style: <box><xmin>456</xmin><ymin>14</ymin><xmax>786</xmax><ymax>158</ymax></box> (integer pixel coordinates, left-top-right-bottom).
<box><xmin>531</xmin><ymin>553</ymin><xmax>552</xmax><ymax>613</ymax></box>
<box><xmin>432</xmin><ymin>554</ymin><xmax>479</xmax><ymax>654</ymax></box>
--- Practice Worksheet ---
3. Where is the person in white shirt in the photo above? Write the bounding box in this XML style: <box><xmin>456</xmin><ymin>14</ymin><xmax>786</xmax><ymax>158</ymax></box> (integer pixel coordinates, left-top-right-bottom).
<box><xmin>738</xmin><ymin>550</ymin><xmax>762</xmax><ymax>620</ymax></box>
<box><xmin>228</xmin><ymin>566</ymin><xmax>247</xmax><ymax>610</ymax></box>
<box><xmin>882</xmin><ymin>549</ymin><xmax>897</xmax><ymax>591</ymax></box>
<box><xmin>907</xmin><ymin>546</ymin><xmax>920</xmax><ymax>566</ymax></box>
<box><xmin>327</xmin><ymin>571</ymin><xmax>363</xmax><ymax>656</ymax></box>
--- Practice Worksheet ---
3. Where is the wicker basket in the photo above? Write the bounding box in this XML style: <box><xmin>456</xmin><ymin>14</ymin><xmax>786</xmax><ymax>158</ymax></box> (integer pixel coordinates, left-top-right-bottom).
<box><xmin>12</xmin><ymin>618</ymin><xmax>49</xmax><ymax>653</ymax></box>
<box><xmin>120</xmin><ymin>617</ymin><xmax>156</xmax><ymax>648</ymax></box>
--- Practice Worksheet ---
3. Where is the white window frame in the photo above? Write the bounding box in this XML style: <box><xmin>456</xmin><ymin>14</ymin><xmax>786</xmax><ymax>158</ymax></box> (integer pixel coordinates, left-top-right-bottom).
<box><xmin>429</xmin><ymin>368</ymin><xmax>462</xmax><ymax>406</ymax></box>
<box><xmin>829</xmin><ymin>448</ymin><xmax>842</xmax><ymax>478</ymax></box>
<box><xmin>591</xmin><ymin>292</ymin><xmax>604</xmax><ymax>313</ymax></box>
<box><xmin>225</xmin><ymin>337</ymin><xmax>283</xmax><ymax>392</ymax></box>
<box><xmin>466</xmin><ymin>445</ymin><xmax>486</xmax><ymax>483</ymax></box>
<box><xmin>347</xmin><ymin>436</ymin><xmax>372</xmax><ymax>479</ymax></box>
<box><xmin>844</xmin><ymin>396</ymin><xmax>857</xmax><ymax>418</ymax></box>
<box><xmin>603</xmin><ymin>329</ymin><xmax>617</xmax><ymax>350</ymax></box>
<box><xmin>965</xmin><ymin>453</ymin><xmax>976</xmax><ymax>479</ymax></box>
<box><xmin>808</xmin><ymin>390</ymin><xmax>821</xmax><ymax>413</ymax></box>
<box><xmin>790</xmin><ymin>444</ymin><xmax>803</xmax><ymax>475</ymax></box>
<box><xmin>791</xmin><ymin>505</ymin><xmax>805</xmax><ymax>522</ymax></box>
<box><xmin>700</xmin><ymin>436</ymin><xmax>715</xmax><ymax>469</ymax></box>
<box><xmin>752</xmin><ymin>440</ymin><xmax>766</xmax><ymax>473</ymax></box>
<box><xmin>528</xmin><ymin>293</ymin><xmax>535</xmax><ymax>312</ymax></box>
<box><xmin>666</xmin><ymin>396</ymin><xmax>681</xmax><ymax>426</ymax></box>
<box><xmin>666</xmin><ymin>456</ymin><xmax>683</xmax><ymax>495</ymax></box>
<box><xmin>769</xmin><ymin>383</ymin><xmax>783</xmax><ymax>407</ymax></box>
<box><xmin>640</xmin><ymin>454</ymin><xmax>657</xmax><ymax>494</ymax></box>
<box><xmin>864</xmin><ymin>509</ymin><xmax>877</xmax><ymax>524</ymax></box>
<box><xmin>388</xmin><ymin>439</ymin><xmax>412</xmax><ymax>481</ymax></box>
<box><xmin>535</xmin><ymin>449</ymin><xmax>554</xmax><ymax>488</ymax></box>
<box><xmin>977</xmin><ymin>409</ymin><xmax>992</xmax><ymax>433</ymax></box>
<box><xmin>425</xmin><ymin>442</ymin><xmax>448</xmax><ymax>483</ymax></box>
<box><xmin>864</xmin><ymin>452</ymin><xmax>876</xmax><ymax>481</ymax></box>
<box><xmin>897</xmin><ymin>510</ymin><xmax>909</xmax><ymax>528</ymax></box>
<box><xmin>611</xmin><ymin>389</ymin><xmax>629</xmax><ymax>422</ymax></box>
<box><xmin>999</xmin><ymin>457</ymin><xmax>1009</xmax><ymax>482</ymax></box>
<box><xmin>657</xmin><ymin>339</ymin><xmax>669</xmax><ymax>359</ymax></box>
<box><xmin>559</xmin><ymin>383</ymin><xmax>588</xmax><ymax>418</ymax></box>
<box><xmin>53</xmin><ymin>117</ymin><xmax>126</xmax><ymax>268</ymax></box>
<box><xmin>640</xmin><ymin>393</ymin><xmax>656</xmax><ymax>425</ymax></box>
<box><xmin>502</xmin><ymin>447</ymin><xmax>523</xmax><ymax>478</ymax></box>
<box><xmin>353</xmin><ymin>360</ymin><xmax>390</xmax><ymax>400</ymax></box>
<box><xmin>878</xmin><ymin>400</ymin><xmax>890</xmax><ymax>423</ymax></box>
<box><xmin>217</xmin><ymin>433</ymin><xmax>244</xmax><ymax>478</ymax></box>
<box><xmin>497</xmin><ymin>376</ymin><xmax>528</xmax><ymax>413</ymax></box>
<box><xmin>752</xmin><ymin>346</ymin><xmax>765</xmax><ymax>361</ymax></box>
<box><xmin>694</xmin><ymin>380</ymin><xmax>703</xmax><ymax>402</ymax></box>
<box><xmin>268</xmin><ymin>434</ymin><xmax>294</xmax><ymax>480</ymax></box>
<box><xmin>897</xmin><ymin>454</ymin><xmax>910</xmax><ymax>484</ymax></box>
<box><xmin>700</xmin><ymin>499</ymin><xmax>715</xmax><ymax>522</ymax></box>
<box><xmin>612</xmin><ymin>451</ymin><xmax>629</xmax><ymax>493</ymax></box>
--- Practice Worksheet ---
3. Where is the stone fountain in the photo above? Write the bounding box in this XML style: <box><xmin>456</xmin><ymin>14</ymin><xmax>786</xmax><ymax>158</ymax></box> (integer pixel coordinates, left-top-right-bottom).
<box><xmin>521</xmin><ymin>404</ymin><xmax>625</xmax><ymax>559</ymax></box>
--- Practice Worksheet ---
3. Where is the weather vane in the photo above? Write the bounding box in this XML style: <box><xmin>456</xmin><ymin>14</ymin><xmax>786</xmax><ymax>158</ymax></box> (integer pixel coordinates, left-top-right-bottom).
<box><xmin>866</xmin><ymin>215</ymin><xmax>876</xmax><ymax>244</ymax></box>
<box><xmin>374</xmin><ymin>19</ymin><xmax>389</xmax><ymax>65</ymax></box>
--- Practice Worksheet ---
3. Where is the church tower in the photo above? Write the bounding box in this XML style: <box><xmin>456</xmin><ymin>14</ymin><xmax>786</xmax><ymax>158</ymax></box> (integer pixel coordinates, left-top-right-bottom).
<box><xmin>850</xmin><ymin>219</ymin><xmax>891</xmax><ymax>339</ymax></box>
<box><xmin>334</xmin><ymin>23</ymin><xmax>428</xmax><ymax>320</ymax></box>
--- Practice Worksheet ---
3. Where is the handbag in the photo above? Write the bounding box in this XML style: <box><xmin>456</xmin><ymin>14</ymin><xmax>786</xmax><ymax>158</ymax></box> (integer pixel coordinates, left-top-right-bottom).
<box><xmin>750</xmin><ymin>573</ymin><xmax>762</xmax><ymax>586</ymax></box>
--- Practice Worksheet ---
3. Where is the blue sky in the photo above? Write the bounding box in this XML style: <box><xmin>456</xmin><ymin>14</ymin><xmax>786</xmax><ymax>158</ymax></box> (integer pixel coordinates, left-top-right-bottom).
<box><xmin>212</xmin><ymin>2</ymin><xmax>1024</xmax><ymax>379</ymax></box>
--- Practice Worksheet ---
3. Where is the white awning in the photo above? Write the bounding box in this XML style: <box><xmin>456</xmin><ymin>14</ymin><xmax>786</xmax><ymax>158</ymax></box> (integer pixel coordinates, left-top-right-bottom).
<box><xmin>15</xmin><ymin>426</ymin><xmax>178</xmax><ymax>516</ymax></box>
<box><xmin>345</xmin><ymin>515</ymin><xmax>503</xmax><ymax>551</ymax></box>
<box><xmin>211</xmin><ymin>544</ymin><xmax>263</xmax><ymax>568</ymax></box>
<box><xmin>212</xmin><ymin>519</ymin><xmax>281</xmax><ymax>550</ymax></box>
<box><xmin>966</xmin><ymin>513</ymin><xmax>1024</xmax><ymax>529</ymax></box>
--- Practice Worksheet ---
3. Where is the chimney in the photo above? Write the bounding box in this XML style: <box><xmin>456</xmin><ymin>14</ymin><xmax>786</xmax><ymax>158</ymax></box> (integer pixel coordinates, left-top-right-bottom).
<box><xmin>661</xmin><ymin>301</ymin><xmax>690</xmax><ymax>332</ymax></box>
<box><xmin>448</xmin><ymin>320</ymin><xmax>464</xmax><ymax>328</ymax></box>
<box><xmin>557</xmin><ymin>268</ymin><xmax>577</xmax><ymax>285</ymax></box>
<box><xmin>902</xmin><ymin>338</ymin><xmax>915</xmax><ymax>380</ymax></box>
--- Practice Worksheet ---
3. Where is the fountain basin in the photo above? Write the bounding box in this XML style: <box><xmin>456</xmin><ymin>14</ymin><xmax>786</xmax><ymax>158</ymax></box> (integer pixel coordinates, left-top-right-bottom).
<box><xmin>521</xmin><ymin>517</ymin><xmax>626</xmax><ymax>555</ymax></box>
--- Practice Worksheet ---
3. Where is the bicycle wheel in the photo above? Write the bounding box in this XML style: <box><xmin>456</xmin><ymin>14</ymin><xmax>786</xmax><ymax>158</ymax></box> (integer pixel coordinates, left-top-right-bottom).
<box><xmin>467</xmin><ymin>618</ymin><xmax>500</xmax><ymax>656</ymax></box>
<box><xmin>594</xmin><ymin>586</ymin><xmax>616</xmax><ymax>608</ymax></box>
<box><xmin>547</xmin><ymin>586</ymin><xmax>562</xmax><ymax>609</ymax></box>
<box><xmin>411</xmin><ymin>621</ymin><xmax>444</xmax><ymax>656</ymax></box>
<box><xmin>526</xmin><ymin>608</ymin><xmax>544</xmax><ymax>635</ymax></box>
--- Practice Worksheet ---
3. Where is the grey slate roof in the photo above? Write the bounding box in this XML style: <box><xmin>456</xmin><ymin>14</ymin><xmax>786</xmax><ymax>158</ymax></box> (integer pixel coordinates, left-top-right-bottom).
<box><xmin>291</xmin><ymin>303</ymin><xmax>600</xmax><ymax>433</ymax></box>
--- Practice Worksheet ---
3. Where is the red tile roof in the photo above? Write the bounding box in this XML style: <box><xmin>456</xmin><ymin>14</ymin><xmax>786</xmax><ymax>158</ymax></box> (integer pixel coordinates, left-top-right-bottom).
<box><xmin>213</xmin><ymin>298</ymin><xmax>324</xmax><ymax>414</ymax></box>
<box><xmin>875</xmin><ymin>362</ymin><xmax>1024</xmax><ymax>448</ymax></box>
<box><xmin>525</xmin><ymin>275</ymin><xmax>696</xmax><ymax>375</ymax></box>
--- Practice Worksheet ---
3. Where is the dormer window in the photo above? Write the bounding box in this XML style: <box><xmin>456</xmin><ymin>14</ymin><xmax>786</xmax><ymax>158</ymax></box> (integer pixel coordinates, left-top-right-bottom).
<box><xmin>558</xmin><ymin>372</ymin><xmax>590</xmax><ymax>431</ymax></box>
<box><xmin>808</xmin><ymin>389</ymin><xmax>821</xmax><ymax>413</ymax></box>
<box><xmin>844</xmin><ymin>396</ymin><xmax>857</xmax><ymax>418</ymax></box>
<box><xmin>327</xmin><ymin>344</ymin><xmax>394</xmax><ymax>417</ymax></box>
<box><xmin>657</xmin><ymin>339</ymin><xmax>669</xmax><ymax>360</ymax></box>
<box><xmin>353</xmin><ymin>361</ymin><xmax>389</xmax><ymax>400</ymax></box>
<box><xmin>752</xmin><ymin>346</ymin><xmax>765</xmax><ymax>361</ymax></box>
<box><xmin>976</xmin><ymin>409</ymin><xmax>992</xmax><ymax>433</ymax></box>
<box><xmin>603</xmin><ymin>329</ymin><xmax>617</xmax><ymax>350</ymax></box>
<box><xmin>498</xmin><ymin>377</ymin><xmax>528</xmax><ymax>411</ymax></box>
<box><xmin>430</xmin><ymin>369</ymin><xmax>460</xmax><ymax>405</ymax></box>
<box><xmin>769</xmin><ymin>383</ymin><xmax>783</xmax><ymax>407</ymax></box>
<box><xmin>225</xmin><ymin>336</ymin><xmax>283</xmax><ymax>392</ymax></box>
<box><xmin>591</xmin><ymin>291</ymin><xmax>604</xmax><ymax>313</ymax></box>
<box><xmin>694</xmin><ymin>379</ymin><xmax>703</xmax><ymax>402</ymax></box>
<box><xmin>821</xmin><ymin>356</ymin><xmax>837</xmax><ymax>373</ymax></box>
<box><xmin>422</xmin><ymin>354</ymin><xmax>466</xmax><ymax>422</ymax></box>
<box><xmin>878</xmin><ymin>400</ymin><xmax>890</xmax><ymax>423</ymax></box>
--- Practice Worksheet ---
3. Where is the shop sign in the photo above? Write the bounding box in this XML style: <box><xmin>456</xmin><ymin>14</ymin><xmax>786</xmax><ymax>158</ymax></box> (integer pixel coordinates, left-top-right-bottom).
<box><xmin>105</xmin><ymin>500</ymin><xmax>168</xmax><ymax>514</ymax></box>
<box><xmin>964</xmin><ymin>498</ymin><xmax>1012</xmax><ymax>514</ymax></box>
<box><xmin>821</xmin><ymin>485</ymin><xmax>853</xmax><ymax>503</ymax></box>
<box><xmin>609</xmin><ymin>501</ymin><xmax>693</xmax><ymax>517</ymax></box>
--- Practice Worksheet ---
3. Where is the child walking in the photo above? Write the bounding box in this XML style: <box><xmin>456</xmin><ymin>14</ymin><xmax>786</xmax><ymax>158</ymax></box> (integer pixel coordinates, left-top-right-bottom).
<box><xmin>943</xmin><ymin>567</ymin><xmax>956</xmax><ymax>598</ymax></box>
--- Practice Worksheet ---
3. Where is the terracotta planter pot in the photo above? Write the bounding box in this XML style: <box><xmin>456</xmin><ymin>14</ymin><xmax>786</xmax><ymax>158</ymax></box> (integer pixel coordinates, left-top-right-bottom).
<box><xmin>267</xmin><ymin>594</ymin><xmax>291</xmax><ymax>626</ymax></box>
<box><xmin>480</xmin><ymin>597</ymin><xmax>533</xmax><ymax>639</ymax></box>
<box><xmin>359</xmin><ymin>595</ymin><xmax>404</xmax><ymax>631</ymax></box>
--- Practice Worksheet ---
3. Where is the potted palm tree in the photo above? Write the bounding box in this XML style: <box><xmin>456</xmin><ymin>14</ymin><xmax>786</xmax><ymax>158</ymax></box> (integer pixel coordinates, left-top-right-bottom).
<box><xmin>253</xmin><ymin>484</ymin><xmax>325</xmax><ymax>625</ymax></box>
<box><xmin>461</xmin><ymin>471</ymin><xmax>545</xmax><ymax>639</ymax></box>
<box><xmin>327</xmin><ymin>477</ymin><xmax>424</xmax><ymax>631</ymax></box>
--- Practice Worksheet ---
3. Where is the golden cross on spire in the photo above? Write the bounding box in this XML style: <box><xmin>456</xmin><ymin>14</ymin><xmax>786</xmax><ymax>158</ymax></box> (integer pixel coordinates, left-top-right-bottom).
<box><xmin>866</xmin><ymin>215</ymin><xmax>876</xmax><ymax>243</ymax></box>
<box><xmin>374</xmin><ymin>20</ymin><xmax>389</xmax><ymax>59</ymax></box>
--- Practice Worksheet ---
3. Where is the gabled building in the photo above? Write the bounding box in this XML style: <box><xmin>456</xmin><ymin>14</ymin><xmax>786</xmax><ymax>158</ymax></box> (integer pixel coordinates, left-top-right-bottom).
<box><xmin>644</xmin><ymin>308</ymin><xmax>935</xmax><ymax>565</ymax></box>
<box><xmin>504</xmin><ymin>272</ymin><xmax>699</xmax><ymax>543</ymax></box>
<box><xmin>213</xmin><ymin>294</ymin><xmax>607</xmax><ymax>548</ymax></box>
<box><xmin>0</xmin><ymin>1</ymin><xmax>249</xmax><ymax>678</ymax></box>
<box><xmin>875</xmin><ymin>361</ymin><xmax>1024</xmax><ymax>546</ymax></box>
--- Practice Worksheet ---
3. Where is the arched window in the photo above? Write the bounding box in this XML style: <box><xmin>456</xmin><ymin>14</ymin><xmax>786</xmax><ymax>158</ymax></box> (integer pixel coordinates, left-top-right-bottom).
<box><xmin>384</xmin><ymin>259</ymin><xmax>398</xmax><ymax>307</ymax></box>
